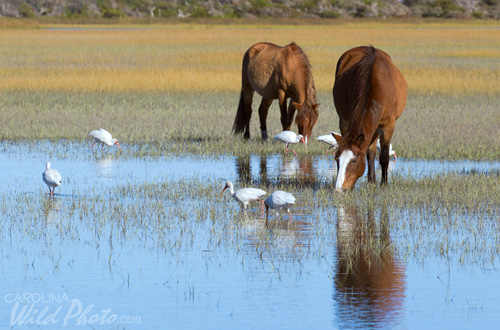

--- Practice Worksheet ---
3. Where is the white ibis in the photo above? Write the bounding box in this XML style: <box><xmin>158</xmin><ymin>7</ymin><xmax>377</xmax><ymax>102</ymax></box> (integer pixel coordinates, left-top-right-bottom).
<box><xmin>316</xmin><ymin>131</ymin><xmax>340</xmax><ymax>156</ymax></box>
<box><xmin>376</xmin><ymin>139</ymin><xmax>397</xmax><ymax>161</ymax></box>
<box><xmin>221</xmin><ymin>181</ymin><xmax>267</xmax><ymax>211</ymax></box>
<box><xmin>264</xmin><ymin>190</ymin><xmax>296</xmax><ymax>220</ymax></box>
<box><xmin>88</xmin><ymin>128</ymin><xmax>121</xmax><ymax>152</ymax></box>
<box><xmin>42</xmin><ymin>162</ymin><xmax>62</xmax><ymax>195</ymax></box>
<box><xmin>273</xmin><ymin>131</ymin><xmax>306</xmax><ymax>156</ymax></box>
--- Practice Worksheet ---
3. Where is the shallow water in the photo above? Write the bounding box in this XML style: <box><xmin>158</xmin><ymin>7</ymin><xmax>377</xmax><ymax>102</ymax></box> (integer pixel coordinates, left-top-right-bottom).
<box><xmin>1</xmin><ymin>143</ymin><xmax>500</xmax><ymax>329</ymax></box>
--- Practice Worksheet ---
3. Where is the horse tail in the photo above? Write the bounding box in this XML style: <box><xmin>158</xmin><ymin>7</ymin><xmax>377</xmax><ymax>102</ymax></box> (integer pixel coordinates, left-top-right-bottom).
<box><xmin>232</xmin><ymin>89</ymin><xmax>246</xmax><ymax>135</ymax></box>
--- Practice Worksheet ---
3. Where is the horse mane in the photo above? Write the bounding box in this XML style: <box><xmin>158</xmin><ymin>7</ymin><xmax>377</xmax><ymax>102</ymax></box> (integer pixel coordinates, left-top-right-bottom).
<box><xmin>289</xmin><ymin>42</ymin><xmax>318</xmax><ymax>125</ymax></box>
<box><xmin>339</xmin><ymin>45</ymin><xmax>377</xmax><ymax>150</ymax></box>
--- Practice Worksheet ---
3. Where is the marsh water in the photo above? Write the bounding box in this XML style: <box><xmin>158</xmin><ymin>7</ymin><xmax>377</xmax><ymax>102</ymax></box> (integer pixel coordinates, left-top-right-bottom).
<box><xmin>1</xmin><ymin>142</ymin><xmax>500</xmax><ymax>329</ymax></box>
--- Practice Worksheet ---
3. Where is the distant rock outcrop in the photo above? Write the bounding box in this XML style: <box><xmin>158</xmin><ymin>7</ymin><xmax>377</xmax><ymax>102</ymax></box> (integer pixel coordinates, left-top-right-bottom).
<box><xmin>1</xmin><ymin>0</ymin><xmax>499</xmax><ymax>19</ymax></box>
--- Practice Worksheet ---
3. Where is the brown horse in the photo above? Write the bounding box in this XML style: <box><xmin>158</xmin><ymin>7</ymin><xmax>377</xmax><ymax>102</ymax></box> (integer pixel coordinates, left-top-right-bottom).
<box><xmin>233</xmin><ymin>42</ymin><xmax>319</xmax><ymax>143</ymax></box>
<box><xmin>332</xmin><ymin>46</ymin><xmax>407</xmax><ymax>191</ymax></box>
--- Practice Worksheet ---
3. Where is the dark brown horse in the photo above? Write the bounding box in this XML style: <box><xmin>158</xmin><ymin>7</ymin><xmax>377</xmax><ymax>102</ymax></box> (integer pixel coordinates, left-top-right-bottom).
<box><xmin>233</xmin><ymin>42</ymin><xmax>319</xmax><ymax>143</ymax></box>
<box><xmin>332</xmin><ymin>46</ymin><xmax>407</xmax><ymax>191</ymax></box>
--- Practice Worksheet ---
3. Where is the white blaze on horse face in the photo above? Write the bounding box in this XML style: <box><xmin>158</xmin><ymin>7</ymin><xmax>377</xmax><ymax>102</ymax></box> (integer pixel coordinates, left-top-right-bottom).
<box><xmin>335</xmin><ymin>150</ymin><xmax>355</xmax><ymax>191</ymax></box>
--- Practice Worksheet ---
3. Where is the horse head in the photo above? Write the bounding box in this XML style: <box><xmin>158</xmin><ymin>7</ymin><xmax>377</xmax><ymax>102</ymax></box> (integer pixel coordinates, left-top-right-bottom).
<box><xmin>333</xmin><ymin>132</ymin><xmax>366</xmax><ymax>191</ymax></box>
<box><xmin>294</xmin><ymin>102</ymin><xmax>319</xmax><ymax>144</ymax></box>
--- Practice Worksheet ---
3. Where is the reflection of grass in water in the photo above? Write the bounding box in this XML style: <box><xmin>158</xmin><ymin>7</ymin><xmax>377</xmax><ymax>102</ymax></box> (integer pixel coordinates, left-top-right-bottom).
<box><xmin>335</xmin><ymin>170</ymin><xmax>500</xmax><ymax>266</ymax></box>
<box><xmin>2</xmin><ymin>91</ymin><xmax>500</xmax><ymax>160</ymax></box>
<box><xmin>2</xmin><ymin>171</ymin><xmax>500</xmax><ymax>274</ymax></box>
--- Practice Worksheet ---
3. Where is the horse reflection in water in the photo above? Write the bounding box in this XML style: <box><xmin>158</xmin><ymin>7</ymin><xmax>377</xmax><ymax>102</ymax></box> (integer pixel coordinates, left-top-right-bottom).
<box><xmin>334</xmin><ymin>205</ymin><xmax>406</xmax><ymax>328</ymax></box>
<box><xmin>235</xmin><ymin>155</ymin><xmax>253</xmax><ymax>185</ymax></box>
<box><xmin>235</xmin><ymin>155</ymin><xmax>316</xmax><ymax>186</ymax></box>
<box><xmin>277</xmin><ymin>155</ymin><xmax>315</xmax><ymax>183</ymax></box>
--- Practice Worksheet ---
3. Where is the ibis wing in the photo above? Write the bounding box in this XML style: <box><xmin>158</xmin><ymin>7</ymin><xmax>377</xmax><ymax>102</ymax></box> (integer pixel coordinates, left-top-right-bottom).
<box><xmin>89</xmin><ymin>128</ymin><xmax>113</xmax><ymax>143</ymax></box>
<box><xmin>235</xmin><ymin>188</ymin><xmax>267</xmax><ymax>203</ymax></box>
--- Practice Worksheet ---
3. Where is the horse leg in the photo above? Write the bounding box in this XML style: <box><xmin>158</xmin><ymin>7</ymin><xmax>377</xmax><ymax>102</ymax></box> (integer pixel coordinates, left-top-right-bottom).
<box><xmin>238</xmin><ymin>52</ymin><xmax>254</xmax><ymax>140</ymax></box>
<box><xmin>242</xmin><ymin>89</ymin><xmax>254</xmax><ymax>140</ymax></box>
<box><xmin>286</xmin><ymin>100</ymin><xmax>297</xmax><ymax>130</ymax></box>
<box><xmin>379</xmin><ymin>127</ymin><xmax>395</xmax><ymax>186</ymax></box>
<box><xmin>258</xmin><ymin>98</ymin><xmax>273</xmax><ymax>141</ymax></box>
<box><xmin>367</xmin><ymin>140</ymin><xmax>377</xmax><ymax>183</ymax></box>
<box><xmin>278</xmin><ymin>91</ymin><xmax>288</xmax><ymax>131</ymax></box>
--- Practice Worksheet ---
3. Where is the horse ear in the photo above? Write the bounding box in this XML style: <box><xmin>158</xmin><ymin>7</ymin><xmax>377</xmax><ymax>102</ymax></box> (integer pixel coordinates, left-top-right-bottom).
<box><xmin>292</xmin><ymin>102</ymin><xmax>303</xmax><ymax>110</ymax></box>
<box><xmin>331</xmin><ymin>132</ymin><xmax>342</xmax><ymax>143</ymax></box>
<box><xmin>356</xmin><ymin>134</ymin><xmax>365</xmax><ymax>146</ymax></box>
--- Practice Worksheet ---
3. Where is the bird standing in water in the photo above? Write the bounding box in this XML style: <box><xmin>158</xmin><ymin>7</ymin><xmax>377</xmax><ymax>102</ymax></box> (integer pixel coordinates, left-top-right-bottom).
<box><xmin>88</xmin><ymin>128</ymin><xmax>122</xmax><ymax>153</ymax></box>
<box><xmin>264</xmin><ymin>190</ymin><xmax>296</xmax><ymax>221</ymax></box>
<box><xmin>221</xmin><ymin>181</ymin><xmax>267</xmax><ymax>211</ymax></box>
<box><xmin>316</xmin><ymin>131</ymin><xmax>340</xmax><ymax>156</ymax></box>
<box><xmin>42</xmin><ymin>162</ymin><xmax>62</xmax><ymax>195</ymax></box>
<box><xmin>273</xmin><ymin>131</ymin><xmax>307</xmax><ymax>156</ymax></box>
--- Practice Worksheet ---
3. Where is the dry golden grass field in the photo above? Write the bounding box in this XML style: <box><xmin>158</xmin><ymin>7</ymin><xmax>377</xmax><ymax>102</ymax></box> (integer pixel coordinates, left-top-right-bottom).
<box><xmin>1</xmin><ymin>20</ymin><xmax>499</xmax><ymax>94</ymax></box>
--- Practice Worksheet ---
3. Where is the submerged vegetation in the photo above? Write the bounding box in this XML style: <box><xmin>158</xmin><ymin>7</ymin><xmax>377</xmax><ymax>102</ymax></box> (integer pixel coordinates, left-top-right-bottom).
<box><xmin>2</xmin><ymin>169</ymin><xmax>499</xmax><ymax>270</ymax></box>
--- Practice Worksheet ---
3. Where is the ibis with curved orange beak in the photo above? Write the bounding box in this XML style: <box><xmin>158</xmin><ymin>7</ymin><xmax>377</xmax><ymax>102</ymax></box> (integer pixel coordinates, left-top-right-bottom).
<box><xmin>88</xmin><ymin>128</ymin><xmax>122</xmax><ymax>153</ymax></box>
<box><xmin>273</xmin><ymin>131</ymin><xmax>307</xmax><ymax>156</ymax></box>
<box><xmin>221</xmin><ymin>181</ymin><xmax>267</xmax><ymax>211</ymax></box>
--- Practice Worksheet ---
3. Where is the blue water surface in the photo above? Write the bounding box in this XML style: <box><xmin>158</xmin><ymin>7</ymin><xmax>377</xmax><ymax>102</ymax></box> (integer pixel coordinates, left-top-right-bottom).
<box><xmin>1</xmin><ymin>142</ymin><xmax>499</xmax><ymax>329</ymax></box>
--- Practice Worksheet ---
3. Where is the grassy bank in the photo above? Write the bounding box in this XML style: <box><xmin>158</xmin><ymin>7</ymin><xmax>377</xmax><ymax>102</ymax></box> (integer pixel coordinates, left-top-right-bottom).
<box><xmin>1</xmin><ymin>91</ymin><xmax>499</xmax><ymax>159</ymax></box>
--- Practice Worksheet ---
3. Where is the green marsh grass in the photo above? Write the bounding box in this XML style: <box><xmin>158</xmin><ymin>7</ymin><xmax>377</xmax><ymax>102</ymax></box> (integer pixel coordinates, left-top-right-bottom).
<box><xmin>1</xmin><ymin>91</ymin><xmax>499</xmax><ymax>159</ymax></box>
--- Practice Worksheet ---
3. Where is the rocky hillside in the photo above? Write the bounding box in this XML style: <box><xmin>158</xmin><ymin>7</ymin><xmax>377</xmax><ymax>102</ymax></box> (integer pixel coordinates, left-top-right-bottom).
<box><xmin>2</xmin><ymin>0</ymin><xmax>500</xmax><ymax>19</ymax></box>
